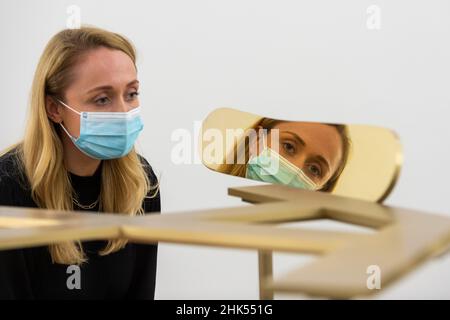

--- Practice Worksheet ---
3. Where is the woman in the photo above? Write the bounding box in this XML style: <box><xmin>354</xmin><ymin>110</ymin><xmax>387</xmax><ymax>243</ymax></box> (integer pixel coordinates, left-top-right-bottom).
<box><xmin>218</xmin><ymin>118</ymin><xmax>351</xmax><ymax>192</ymax></box>
<box><xmin>0</xmin><ymin>26</ymin><xmax>160</xmax><ymax>299</ymax></box>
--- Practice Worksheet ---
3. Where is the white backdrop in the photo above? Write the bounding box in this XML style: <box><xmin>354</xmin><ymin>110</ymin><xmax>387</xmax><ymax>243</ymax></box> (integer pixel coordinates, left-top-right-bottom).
<box><xmin>1</xmin><ymin>0</ymin><xmax>449</xmax><ymax>299</ymax></box>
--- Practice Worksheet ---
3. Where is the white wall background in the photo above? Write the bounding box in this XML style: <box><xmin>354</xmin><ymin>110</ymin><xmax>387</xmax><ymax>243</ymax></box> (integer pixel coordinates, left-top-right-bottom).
<box><xmin>0</xmin><ymin>0</ymin><xmax>449</xmax><ymax>299</ymax></box>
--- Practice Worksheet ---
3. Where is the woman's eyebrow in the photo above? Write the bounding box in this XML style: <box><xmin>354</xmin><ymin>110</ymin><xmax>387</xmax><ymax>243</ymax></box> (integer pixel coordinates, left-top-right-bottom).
<box><xmin>127</xmin><ymin>79</ymin><xmax>139</xmax><ymax>87</ymax></box>
<box><xmin>282</xmin><ymin>130</ymin><xmax>306</xmax><ymax>147</ymax></box>
<box><xmin>85</xmin><ymin>80</ymin><xmax>140</xmax><ymax>94</ymax></box>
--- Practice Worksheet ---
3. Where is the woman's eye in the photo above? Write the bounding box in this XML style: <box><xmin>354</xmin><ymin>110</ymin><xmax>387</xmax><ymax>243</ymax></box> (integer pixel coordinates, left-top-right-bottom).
<box><xmin>95</xmin><ymin>97</ymin><xmax>110</xmax><ymax>105</ymax></box>
<box><xmin>127</xmin><ymin>91</ymin><xmax>140</xmax><ymax>100</ymax></box>
<box><xmin>282</xmin><ymin>142</ymin><xmax>296</xmax><ymax>155</ymax></box>
<box><xmin>307</xmin><ymin>163</ymin><xmax>322</xmax><ymax>178</ymax></box>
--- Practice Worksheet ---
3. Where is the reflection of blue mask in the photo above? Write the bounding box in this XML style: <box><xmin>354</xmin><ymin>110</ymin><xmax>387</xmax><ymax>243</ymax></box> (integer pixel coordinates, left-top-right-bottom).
<box><xmin>245</xmin><ymin>132</ymin><xmax>319</xmax><ymax>190</ymax></box>
<box><xmin>57</xmin><ymin>99</ymin><xmax>144</xmax><ymax>160</ymax></box>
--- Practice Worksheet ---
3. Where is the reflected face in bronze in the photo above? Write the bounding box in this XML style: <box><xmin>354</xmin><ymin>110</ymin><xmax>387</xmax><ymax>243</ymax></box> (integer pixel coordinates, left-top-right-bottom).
<box><xmin>265</xmin><ymin>121</ymin><xmax>344</xmax><ymax>187</ymax></box>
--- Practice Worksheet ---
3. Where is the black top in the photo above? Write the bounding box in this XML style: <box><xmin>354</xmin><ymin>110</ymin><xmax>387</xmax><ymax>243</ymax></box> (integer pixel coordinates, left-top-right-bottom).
<box><xmin>0</xmin><ymin>149</ymin><xmax>161</xmax><ymax>300</ymax></box>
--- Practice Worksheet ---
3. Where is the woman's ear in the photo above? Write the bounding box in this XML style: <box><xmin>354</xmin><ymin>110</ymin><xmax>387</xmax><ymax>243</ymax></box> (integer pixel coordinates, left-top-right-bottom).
<box><xmin>45</xmin><ymin>96</ymin><xmax>63</xmax><ymax>123</ymax></box>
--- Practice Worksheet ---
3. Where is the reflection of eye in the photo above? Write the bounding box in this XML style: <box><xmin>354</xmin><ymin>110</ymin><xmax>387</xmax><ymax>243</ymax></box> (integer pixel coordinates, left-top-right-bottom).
<box><xmin>282</xmin><ymin>141</ymin><xmax>296</xmax><ymax>155</ymax></box>
<box><xmin>306</xmin><ymin>163</ymin><xmax>322</xmax><ymax>178</ymax></box>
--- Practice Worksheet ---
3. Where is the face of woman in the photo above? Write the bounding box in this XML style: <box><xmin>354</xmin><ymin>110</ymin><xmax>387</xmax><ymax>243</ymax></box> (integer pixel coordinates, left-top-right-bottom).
<box><xmin>58</xmin><ymin>47</ymin><xmax>140</xmax><ymax>137</ymax></box>
<box><xmin>265</xmin><ymin>121</ymin><xmax>344</xmax><ymax>188</ymax></box>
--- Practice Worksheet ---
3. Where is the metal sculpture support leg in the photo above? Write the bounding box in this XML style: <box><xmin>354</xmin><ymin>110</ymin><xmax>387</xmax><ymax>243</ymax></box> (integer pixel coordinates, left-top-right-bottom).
<box><xmin>258</xmin><ymin>250</ymin><xmax>274</xmax><ymax>300</ymax></box>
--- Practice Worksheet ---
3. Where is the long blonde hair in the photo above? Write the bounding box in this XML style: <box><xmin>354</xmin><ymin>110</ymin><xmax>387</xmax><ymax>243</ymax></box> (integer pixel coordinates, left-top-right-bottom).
<box><xmin>2</xmin><ymin>26</ymin><xmax>159</xmax><ymax>265</ymax></box>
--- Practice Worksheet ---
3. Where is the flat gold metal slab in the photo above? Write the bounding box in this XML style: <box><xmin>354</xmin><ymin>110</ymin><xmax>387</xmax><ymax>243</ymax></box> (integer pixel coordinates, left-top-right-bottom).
<box><xmin>0</xmin><ymin>184</ymin><xmax>448</xmax><ymax>299</ymax></box>
<box><xmin>227</xmin><ymin>184</ymin><xmax>450</xmax><ymax>298</ymax></box>
<box><xmin>0</xmin><ymin>205</ymin><xmax>122</xmax><ymax>250</ymax></box>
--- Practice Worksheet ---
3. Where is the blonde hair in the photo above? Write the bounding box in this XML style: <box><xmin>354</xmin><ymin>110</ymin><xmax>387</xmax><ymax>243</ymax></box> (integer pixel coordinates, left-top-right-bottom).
<box><xmin>1</xmin><ymin>26</ymin><xmax>159</xmax><ymax>265</ymax></box>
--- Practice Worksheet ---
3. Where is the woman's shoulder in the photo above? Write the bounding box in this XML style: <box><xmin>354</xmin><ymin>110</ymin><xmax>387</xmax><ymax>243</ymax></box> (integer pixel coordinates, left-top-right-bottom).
<box><xmin>137</xmin><ymin>154</ymin><xmax>159</xmax><ymax>185</ymax></box>
<box><xmin>0</xmin><ymin>147</ymin><xmax>26</xmax><ymax>184</ymax></box>
<box><xmin>137</xmin><ymin>154</ymin><xmax>161</xmax><ymax>214</ymax></box>
<box><xmin>0</xmin><ymin>146</ymin><xmax>34</xmax><ymax>207</ymax></box>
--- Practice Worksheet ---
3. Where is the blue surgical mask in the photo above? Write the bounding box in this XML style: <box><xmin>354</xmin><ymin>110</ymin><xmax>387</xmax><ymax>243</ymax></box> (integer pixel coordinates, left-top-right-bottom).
<box><xmin>57</xmin><ymin>99</ymin><xmax>144</xmax><ymax>160</ymax></box>
<box><xmin>245</xmin><ymin>132</ymin><xmax>319</xmax><ymax>190</ymax></box>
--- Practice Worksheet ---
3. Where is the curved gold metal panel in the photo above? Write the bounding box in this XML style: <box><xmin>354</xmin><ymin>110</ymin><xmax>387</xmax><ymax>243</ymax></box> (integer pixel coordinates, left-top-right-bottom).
<box><xmin>200</xmin><ymin>108</ymin><xmax>402</xmax><ymax>202</ymax></box>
